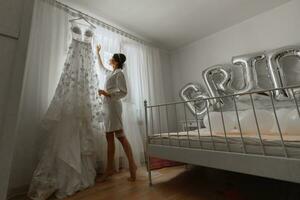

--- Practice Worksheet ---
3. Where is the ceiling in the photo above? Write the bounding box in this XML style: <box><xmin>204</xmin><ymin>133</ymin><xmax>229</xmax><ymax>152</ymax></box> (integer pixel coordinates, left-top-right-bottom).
<box><xmin>64</xmin><ymin>0</ymin><xmax>291</xmax><ymax>50</ymax></box>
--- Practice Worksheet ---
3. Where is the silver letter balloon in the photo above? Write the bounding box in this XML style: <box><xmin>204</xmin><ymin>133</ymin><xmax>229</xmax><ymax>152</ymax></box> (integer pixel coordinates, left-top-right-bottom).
<box><xmin>179</xmin><ymin>83</ymin><xmax>209</xmax><ymax>119</ymax></box>
<box><xmin>266</xmin><ymin>46</ymin><xmax>300</xmax><ymax>100</ymax></box>
<box><xmin>232</xmin><ymin>52</ymin><xmax>265</xmax><ymax>93</ymax></box>
<box><xmin>232</xmin><ymin>52</ymin><xmax>268</xmax><ymax>101</ymax></box>
<box><xmin>202</xmin><ymin>64</ymin><xmax>233</xmax><ymax>107</ymax></box>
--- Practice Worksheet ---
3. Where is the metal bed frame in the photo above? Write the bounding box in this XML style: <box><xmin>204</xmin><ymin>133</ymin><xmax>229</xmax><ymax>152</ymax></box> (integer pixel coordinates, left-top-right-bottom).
<box><xmin>144</xmin><ymin>85</ymin><xmax>300</xmax><ymax>185</ymax></box>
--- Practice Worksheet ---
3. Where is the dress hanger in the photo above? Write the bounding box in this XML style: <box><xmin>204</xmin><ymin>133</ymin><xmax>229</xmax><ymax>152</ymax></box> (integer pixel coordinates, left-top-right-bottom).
<box><xmin>69</xmin><ymin>15</ymin><xmax>96</xmax><ymax>29</ymax></box>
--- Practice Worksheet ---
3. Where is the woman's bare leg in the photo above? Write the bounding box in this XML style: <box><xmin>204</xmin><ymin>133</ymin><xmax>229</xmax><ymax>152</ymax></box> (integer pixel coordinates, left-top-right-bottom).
<box><xmin>97</xmin><ymin>132</ymin><xmax>115</xmax><ymax>182</ymax></box>
<box><xmin>106</xmin><ymin>132</ymin><xmax>116</xmax><ymax>173</ymax></box>
<box><xmin>116</xmin><ymin>129</ymin><xmax>137</xmax><ymax>181</ymax></box>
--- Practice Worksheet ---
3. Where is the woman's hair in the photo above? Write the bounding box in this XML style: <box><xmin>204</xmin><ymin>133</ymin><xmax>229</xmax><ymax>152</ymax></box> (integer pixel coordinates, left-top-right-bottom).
<box><xmin>113</xmin><ymin>53</ymin><xmax>126</xmax><ymax>69</ymax></box>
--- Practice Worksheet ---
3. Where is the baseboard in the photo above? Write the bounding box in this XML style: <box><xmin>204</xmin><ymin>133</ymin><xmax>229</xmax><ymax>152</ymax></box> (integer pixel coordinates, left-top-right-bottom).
<box><xmin>7</xmin><ymin>185</ymin><xmax>29</xmax><ymax>200</ymax></box>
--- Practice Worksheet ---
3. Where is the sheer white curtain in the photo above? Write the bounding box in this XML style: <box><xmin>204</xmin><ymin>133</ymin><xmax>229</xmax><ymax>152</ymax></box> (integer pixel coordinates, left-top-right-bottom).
<box><xmin>121</xmin><ymin>41</ymin><xmax>167</xmax><ymax>135</ymax></box>
<box><xmin>92</xmin><ymin>26</ymin><xmax>167</xmax><ymax>169</ymax></box>
<box><xmin>9</xmin><ymin>0</ymin><xmax>167</xmax><ymax>191</ymax></box>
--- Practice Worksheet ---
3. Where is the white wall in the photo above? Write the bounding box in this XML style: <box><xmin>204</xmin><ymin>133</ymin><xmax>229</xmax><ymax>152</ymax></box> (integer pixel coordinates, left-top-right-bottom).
<box><xmin>160</xmin><ymin>50</ymin><xmax>173</xmax><ymax>101</ymax></box>
<box><xmin>170</xmin><ymin>0</ymin><xmax>300</xmax><ymax>110</ymax></box>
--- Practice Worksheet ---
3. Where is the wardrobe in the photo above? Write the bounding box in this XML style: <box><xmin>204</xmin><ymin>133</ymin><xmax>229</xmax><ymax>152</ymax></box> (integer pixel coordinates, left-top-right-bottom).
<box><xmin>0</xmin><ymin>0</ymin><xmax>34</xmax><ymax>199</ymax></box>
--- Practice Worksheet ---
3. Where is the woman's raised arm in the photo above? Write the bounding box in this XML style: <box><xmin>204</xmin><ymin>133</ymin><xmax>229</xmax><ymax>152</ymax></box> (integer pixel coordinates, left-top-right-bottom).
<box><xmin>96</xmin><ymin>45</ymin><xmax>111</xmax><ymax>75</ymax></box>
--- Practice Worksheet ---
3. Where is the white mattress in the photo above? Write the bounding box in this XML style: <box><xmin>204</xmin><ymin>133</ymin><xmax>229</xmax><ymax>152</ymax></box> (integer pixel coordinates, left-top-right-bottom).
<box><xmin>149</xmin><ymin>129</ymin><xmax>300</xmax><ymax>159</ymax></box>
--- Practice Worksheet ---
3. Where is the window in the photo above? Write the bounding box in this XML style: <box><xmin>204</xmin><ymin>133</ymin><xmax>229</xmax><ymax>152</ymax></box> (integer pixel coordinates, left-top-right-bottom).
<box><xmin>102</xmin><ymin>51</ymin><xmax>113</xmax><ymax>70</ymax></box>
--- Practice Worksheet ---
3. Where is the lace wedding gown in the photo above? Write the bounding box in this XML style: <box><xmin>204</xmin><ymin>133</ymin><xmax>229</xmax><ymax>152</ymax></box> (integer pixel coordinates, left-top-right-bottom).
<box><xmin>28</xmin><ymin>25</ymin><xmax>103</xmax><ymax>200</ymax></box>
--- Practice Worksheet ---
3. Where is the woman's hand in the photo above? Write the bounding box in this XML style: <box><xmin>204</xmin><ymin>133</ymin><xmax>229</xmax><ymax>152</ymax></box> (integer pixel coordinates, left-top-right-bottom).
<box><xmin>95</xmin><ymin>44</ymin><xmax>107</xmax><ymax>71</ymax></box>
<box><xmin>96</xmin><ymin>44</ymin><xmax>101</xmax><ymax>54</ymax></box>
<box><xmin>98</xmin><ymin>89</ymin><xmax>111</xmax><ymax>97</ymax></box>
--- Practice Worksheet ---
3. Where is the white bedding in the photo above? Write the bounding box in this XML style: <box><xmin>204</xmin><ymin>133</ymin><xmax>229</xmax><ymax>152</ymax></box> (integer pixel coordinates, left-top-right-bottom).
<box><xmin>149</xmin><ymin>129</ymin><xmax>300</xmax><ymax>158</ymax></box>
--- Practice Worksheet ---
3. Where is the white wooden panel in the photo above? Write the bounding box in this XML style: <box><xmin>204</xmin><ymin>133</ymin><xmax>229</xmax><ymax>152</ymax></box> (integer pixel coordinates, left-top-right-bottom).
<box><xmin>0</xmin><ymin>0</ymin><xmax>24</xmax><ymax>38</ymax></box>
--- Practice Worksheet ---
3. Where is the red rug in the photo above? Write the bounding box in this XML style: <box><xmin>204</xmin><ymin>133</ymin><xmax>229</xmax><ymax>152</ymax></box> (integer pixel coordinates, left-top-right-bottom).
<box><xmin>150</xmin><ymin>157</ymin><xmax>183</xmax><ymax>170</ymax></box>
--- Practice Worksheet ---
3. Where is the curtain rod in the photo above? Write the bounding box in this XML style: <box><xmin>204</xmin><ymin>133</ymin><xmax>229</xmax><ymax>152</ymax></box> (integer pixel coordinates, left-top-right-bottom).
<box><xmin>53</xmin><ymin>0</ymin><xmax>149</xmax><ymax>45</ymax></box>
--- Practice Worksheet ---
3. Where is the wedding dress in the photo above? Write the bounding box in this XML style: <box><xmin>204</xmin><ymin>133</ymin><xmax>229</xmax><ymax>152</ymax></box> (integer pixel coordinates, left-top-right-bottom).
<box><xmin>28</xmin><ymin>24</ymin><xmax>103</xmax><ymax>200</ymax></box>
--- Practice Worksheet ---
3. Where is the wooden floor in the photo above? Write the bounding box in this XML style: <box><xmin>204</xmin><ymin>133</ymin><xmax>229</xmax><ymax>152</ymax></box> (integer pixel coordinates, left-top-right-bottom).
<box><xmin>14</xmin><ymin>166</ymin><xmax>300</xmax><ymax>200</ymax></box>
<box><xmin>62</xmin><ymin>166</ymin><xmax>300</xmax><ymax>200</ymax></box>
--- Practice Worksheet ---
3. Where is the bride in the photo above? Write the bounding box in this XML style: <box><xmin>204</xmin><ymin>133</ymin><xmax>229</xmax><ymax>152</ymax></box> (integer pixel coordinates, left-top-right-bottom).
<box><xmin>28</xmin><ymin>22</ymin><xmax>103</xmax><ymax>199</ymax></box>
<box><xmin>96</xmin><ymin>44</ymin><xmax>137</xmax><ymax>181</ymax></box>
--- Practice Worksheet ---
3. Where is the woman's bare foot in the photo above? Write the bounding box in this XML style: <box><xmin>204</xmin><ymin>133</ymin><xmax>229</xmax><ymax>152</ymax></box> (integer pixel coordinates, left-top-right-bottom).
<box><xmin>128</xmin><ymin>164</ymin><xmax>137</xmax><ymax>182</ymax></box>
<box><xmin>96</xmin><ymin>169</ymin><xmax>115</xmax><ymax>182</ymax></box>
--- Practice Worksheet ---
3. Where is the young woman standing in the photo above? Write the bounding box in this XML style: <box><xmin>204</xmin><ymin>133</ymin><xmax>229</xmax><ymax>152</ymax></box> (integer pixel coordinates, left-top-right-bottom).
<box><xmin>96</xmin><ymin>45</ymin><xmax>137</xmax><ymax>181</ymax></box>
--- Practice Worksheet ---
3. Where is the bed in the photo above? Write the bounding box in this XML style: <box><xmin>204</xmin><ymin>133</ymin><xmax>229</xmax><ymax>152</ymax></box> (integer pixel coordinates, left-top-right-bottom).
<box><xmin>150</xmin><ymin>130</ymin><xmax>300</xmax><ymax>158</ymax></box>
<box><xmin>144</xmin><ymin>86</ymin><xmax>300</xmax><ymax>185</ymax></box>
